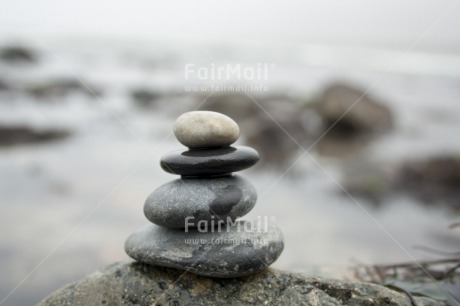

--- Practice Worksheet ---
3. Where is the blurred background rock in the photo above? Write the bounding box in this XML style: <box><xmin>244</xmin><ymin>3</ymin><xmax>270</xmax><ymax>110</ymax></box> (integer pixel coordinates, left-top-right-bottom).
<box><xmin>1</xmin><ymin>0</ymin><xmax>460</xmax><ymax>305</ymax></box>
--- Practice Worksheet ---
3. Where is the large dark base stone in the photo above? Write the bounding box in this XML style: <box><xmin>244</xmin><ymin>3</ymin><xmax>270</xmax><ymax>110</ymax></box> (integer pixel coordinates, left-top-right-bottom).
<box><xmin>124</xmin><ymin>221</ymin><xmax>284</xmax><ymax>278</ymax></box>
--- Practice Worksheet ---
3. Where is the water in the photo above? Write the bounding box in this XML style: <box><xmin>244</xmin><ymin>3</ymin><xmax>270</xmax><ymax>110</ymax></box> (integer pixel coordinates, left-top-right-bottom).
<box><xmin>1</xmin><ymin>38</ymin><xmax>459</xmax><ymax>305</ymax></box>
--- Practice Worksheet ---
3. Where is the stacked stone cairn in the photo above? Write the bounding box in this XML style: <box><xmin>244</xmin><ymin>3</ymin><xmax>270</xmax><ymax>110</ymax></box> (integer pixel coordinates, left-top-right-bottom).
<box><xmin>125</xmin><ymin>111</ymin><xmax>284</xmax><ymax>277</ymax></box>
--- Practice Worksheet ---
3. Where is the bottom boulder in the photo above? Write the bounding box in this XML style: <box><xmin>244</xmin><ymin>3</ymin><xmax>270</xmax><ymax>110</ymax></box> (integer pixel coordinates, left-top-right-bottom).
<box><xmin>38</xmin><ymin>261</ymin><xmax>445</xmax><ymax>306</ymax></box>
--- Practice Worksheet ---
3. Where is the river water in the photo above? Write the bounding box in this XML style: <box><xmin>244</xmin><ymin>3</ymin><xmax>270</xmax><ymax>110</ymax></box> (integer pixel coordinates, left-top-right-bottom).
<box><xmin>1</xmin><ymin>37</ymin><xmax>459</xmax><ymax>305</ymax></box>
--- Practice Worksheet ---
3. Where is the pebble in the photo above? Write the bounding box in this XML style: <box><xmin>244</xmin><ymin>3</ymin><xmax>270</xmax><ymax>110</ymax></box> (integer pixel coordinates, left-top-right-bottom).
<box><xmin>124</xmin><ymin>221</ymin><xmax>284</xmax><ymax>278</ymax></box>
<box><xmin>174</xmin><ymin>111</ymin><xmax>240</xmax><ymax>148</ymax></box>
<box><xmin>160</xmin><ymin>146</ymin><xmax>259</xmax><ymax>177</ymax></box>
<box><xmin>144</xmin><ymin>175</ymin><xmax>256</xmax><ymax>228</ymax></box>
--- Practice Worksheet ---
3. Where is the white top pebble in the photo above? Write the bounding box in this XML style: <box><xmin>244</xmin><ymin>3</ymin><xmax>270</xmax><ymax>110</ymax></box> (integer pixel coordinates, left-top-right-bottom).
<box><xmin>173</xmin><ymin>111</ymin><xmax>240</xmax><ymax>148</ymax></box>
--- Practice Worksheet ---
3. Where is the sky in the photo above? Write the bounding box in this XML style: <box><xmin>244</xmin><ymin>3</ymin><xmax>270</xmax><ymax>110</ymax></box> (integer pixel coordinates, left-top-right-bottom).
<box><xmin>0</xmin><ymin>0</ymin><xmax>460</xmax><ymax>53</ymax></box>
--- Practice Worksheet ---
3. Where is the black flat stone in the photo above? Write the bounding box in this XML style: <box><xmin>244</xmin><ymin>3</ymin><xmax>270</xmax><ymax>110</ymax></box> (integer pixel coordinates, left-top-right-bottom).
<box><xmin>160</xmin><ymin>146</ymin><xmax>259</xmax><ymax>177</ymax></box>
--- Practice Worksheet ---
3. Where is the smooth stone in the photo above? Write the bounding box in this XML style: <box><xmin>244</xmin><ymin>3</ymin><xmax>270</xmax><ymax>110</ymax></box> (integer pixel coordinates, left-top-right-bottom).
<box><xmin>144</xmin><ymin>175</ymin><xmax>256</xmax><ymax>228</ymax></box>
<box><xmin>160</xmin><ymin>146</ymin><xmax>259</xmax><ymax>177</ymax></box>
<box><xmin>174</xmin><ymin>111</ymin><xmax>240</xmax><ymax>149</ymax></box>
<box><xmin>124</xmin><ymin>221</ymin><xmax>284</xmax><ymax>278</ymax></box>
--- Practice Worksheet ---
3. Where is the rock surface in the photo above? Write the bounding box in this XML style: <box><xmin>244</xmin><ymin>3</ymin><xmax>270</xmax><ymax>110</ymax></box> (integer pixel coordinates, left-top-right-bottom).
<box><xmin>342</xmin><ymin>155</ymin><xmax>460</xmax><ymax>207</ymax></box>
<box><xmin>174</xmin><ymin>111</ymin><xmax>240</xmax><ymax>149</ymax></box>
<box><xmin>394</xmin><ymin>155</ymin><xmax>460</xmax><ymax>205</ymax></box>
<box><xmin>0</xmin><ymin>45</ymin><xmax>36</xmax><ymax>63</ymax></box>
<box><xmin>25</xmin><ymin>79</ymin><xmax>101</xmax><ymax>99</ymax></box>
<box><xmin>130</xmin><ymin>88</ymin><xmax>162</xmax><ymax>108</ymax></box>
<box><xmin>144</xmin><ymin>175</ymin><xmax>257</xmax><ymax>228</ymax></box>
<box><xmin>0</xmin><ymin>126</ymin><xmax>70</xmax><ymax>146</ymax></box>
<box><xmin>39</xmin><ymin>261</ymin><xmax>445</xmax><ymax>306</ymax></box>
<box><xmin>314</xmin><ymin>82</ymin><xmax>393</xmax><ymax>133</ymax></box>
<box><xmin>197</xmin><ymin>92</ymin><xmax>260</xmax><ymax>121</ymax></box>
<box><xmin>160</xmin><ymin>146</ymin><xmax>259</xmax><ymax>177</ymax></box>
<box><xmin>125</xmin><ymin>221</ymin><xmax>283</xmax><ymax>278</ymax></box>
<box><xmin>244</xmin><ymin>109</ymin><xmax>311</xmax><ymax>167</ymax></box>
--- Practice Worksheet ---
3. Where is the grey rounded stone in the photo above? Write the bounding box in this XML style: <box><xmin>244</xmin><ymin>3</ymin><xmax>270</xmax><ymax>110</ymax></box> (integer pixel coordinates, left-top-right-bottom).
<box><xmin>124</xmin><ymin>220</ymin><xmax>284</xmax><ymax>278</ymax></box>
<box><xmin>144</xmin><ymin>175</ymin><xmax>257</xmax><ymax>228</ymax></box>
<box><xmin>174</xmin><ymin>111</ymin><xmax>240</xmax><ymax>149</ymax></box>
